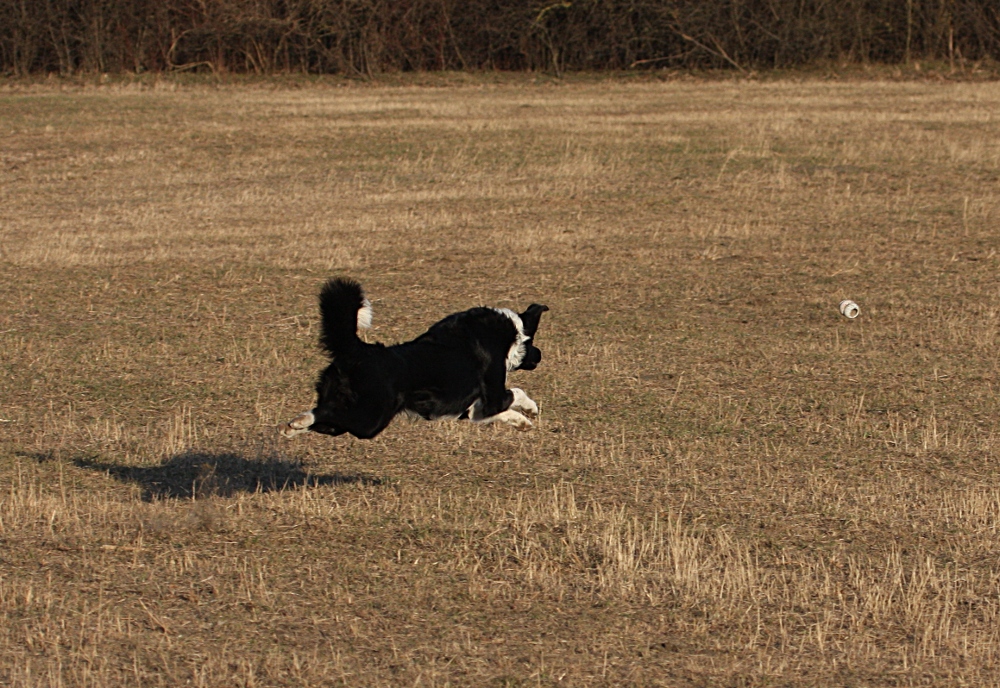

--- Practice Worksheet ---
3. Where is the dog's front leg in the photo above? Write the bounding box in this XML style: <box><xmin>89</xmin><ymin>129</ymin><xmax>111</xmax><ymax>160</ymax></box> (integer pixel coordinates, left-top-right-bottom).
<box><xmin>507</xmin><ymin>388</ymin><xmax>538</xmax><ymax>417</ymax></box>
<box><xmin>279</xmin><ymin>410</ymin><xmax>315</xmax><ymax>438</ymax></box>
<box><xmin>468</xmin><ymin>400</ymin><xmax>533</xmax><ymax>430</ymax></box>
<box><xmin>467</xmin><ymin>392</ymin><xmax>534</xmax><ymax>430</ymax></box>
<box><xmin>466</xmin><ymin>366</ymin><xmax>534</xmax><ymax>430</ymax></box>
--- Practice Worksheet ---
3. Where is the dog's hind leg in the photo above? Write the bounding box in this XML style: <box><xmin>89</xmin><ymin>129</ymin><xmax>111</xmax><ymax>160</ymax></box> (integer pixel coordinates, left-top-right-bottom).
<box><xmin>279</xmin><ymin>411</ymin><xmax>315</xmax><ymax>438</ymax></box>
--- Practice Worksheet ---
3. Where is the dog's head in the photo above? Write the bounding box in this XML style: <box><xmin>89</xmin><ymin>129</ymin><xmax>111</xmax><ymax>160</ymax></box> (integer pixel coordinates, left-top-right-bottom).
<box><xmin>513</xmin><ymin>304</ymin><xmax>548</xmax><ymax>371</ymax></box>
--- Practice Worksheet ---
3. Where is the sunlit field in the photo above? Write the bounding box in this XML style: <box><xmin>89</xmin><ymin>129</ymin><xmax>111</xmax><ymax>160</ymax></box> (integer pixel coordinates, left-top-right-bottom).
<box><xmin>2</xmin><ymin>75</ymin><xmax>1000</xmax><ymax>685</ymax></box>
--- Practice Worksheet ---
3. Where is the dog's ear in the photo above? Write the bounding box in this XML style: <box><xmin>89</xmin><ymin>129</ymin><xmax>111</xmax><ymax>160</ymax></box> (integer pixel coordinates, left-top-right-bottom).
<box><xmin>519</xmin><ymin>304</ymin><xmax>549</xmax><ymax>336</ymax></box>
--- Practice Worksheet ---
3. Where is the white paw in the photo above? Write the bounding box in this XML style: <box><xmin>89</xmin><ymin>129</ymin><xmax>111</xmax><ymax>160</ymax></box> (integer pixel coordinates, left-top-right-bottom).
<box><xmin>509</xmin><ymin>388</ymin><xmax>539</xmax><ymax>417</ymax></box>
<box><xmin>500</xmin><ymin>409</ymin><xmax>533</xmax><ymax>431</ymax></box>
<box><xmin>279</xmin><ymin>411</ymin><xmax>314</xmax><ymax>438</ymax></box>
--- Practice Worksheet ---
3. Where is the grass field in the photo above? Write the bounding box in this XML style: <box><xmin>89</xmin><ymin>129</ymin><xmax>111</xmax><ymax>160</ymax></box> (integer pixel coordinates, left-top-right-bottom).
<box><xmin>2</xmin><ymin>74</ymin><xmax>1000</xmax><ymax>686</ymax></box>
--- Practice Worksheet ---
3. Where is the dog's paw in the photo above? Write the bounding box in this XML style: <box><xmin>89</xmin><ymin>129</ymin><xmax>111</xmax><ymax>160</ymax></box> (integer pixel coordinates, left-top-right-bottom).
<box><xmin>279</xmin><ymin>411</ymin><xmax>314</xmax><ymax>438</ymax></box>
<box><xmin>500</xmin><ymin>409</ymin><xmax>533</xmax><ymax>431</ymax></box>
<box><xmin>509</xmin><ymin>388</ymin><xmax>539</xmax><ymax>417</ymax></box>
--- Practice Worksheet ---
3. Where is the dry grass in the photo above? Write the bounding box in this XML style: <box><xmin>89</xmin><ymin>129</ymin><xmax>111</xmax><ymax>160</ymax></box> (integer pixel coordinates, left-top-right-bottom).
<box><xmin>2</xmin><ymin>75</ymin><xmax>1000</xmax><ymax>685</ymax></box>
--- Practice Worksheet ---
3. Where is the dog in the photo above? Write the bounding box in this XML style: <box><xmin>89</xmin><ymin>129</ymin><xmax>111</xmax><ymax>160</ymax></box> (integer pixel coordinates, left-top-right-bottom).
<box><xmin>279</xmin><ymin>278</ymin><xmax>548</xmax><ymax>440</ymax></box>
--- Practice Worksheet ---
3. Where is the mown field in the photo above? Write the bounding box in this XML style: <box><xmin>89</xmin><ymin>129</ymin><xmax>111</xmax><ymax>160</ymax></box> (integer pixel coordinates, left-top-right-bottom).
<box><xmin>2</xmin><ymin>75</ymin><xmax>1000</xmax><ymax>686</ymax></box>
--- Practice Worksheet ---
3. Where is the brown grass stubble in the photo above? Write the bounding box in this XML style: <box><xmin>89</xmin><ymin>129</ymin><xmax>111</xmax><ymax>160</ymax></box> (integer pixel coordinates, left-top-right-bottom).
<box><xmin>1</xmin><ymin>77</ymin><xmax>1000</xmax><ymax>685</ymax></box>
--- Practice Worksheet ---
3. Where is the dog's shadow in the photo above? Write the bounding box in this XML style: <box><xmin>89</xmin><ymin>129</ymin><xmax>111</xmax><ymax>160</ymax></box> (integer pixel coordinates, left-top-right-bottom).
<box><xmin>73</xmin><ymin>451</ymin><xmax>381</xmax><ymax>501</ymax></box>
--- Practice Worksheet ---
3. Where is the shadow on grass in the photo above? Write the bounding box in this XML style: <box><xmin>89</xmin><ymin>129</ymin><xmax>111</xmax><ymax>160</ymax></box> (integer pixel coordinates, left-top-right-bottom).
<box><xmin>73</xmin><ymin>450</ymin><xmax>381</xmax><ymax>501</ymax></box>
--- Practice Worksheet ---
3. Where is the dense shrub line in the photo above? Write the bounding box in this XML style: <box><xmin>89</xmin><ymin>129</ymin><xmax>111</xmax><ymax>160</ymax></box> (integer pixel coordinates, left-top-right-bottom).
<box><xmin>2</xmin><ymin>0</ymin><xmax>999</xmax><ymax>75</ymax></box>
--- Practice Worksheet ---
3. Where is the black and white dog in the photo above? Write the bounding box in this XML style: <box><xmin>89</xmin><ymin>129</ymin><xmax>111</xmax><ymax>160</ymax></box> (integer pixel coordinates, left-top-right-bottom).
<box><xmin>280</xmin><ymin>278</ymin><xmax>548</xmax><ymax>440</ymax></box>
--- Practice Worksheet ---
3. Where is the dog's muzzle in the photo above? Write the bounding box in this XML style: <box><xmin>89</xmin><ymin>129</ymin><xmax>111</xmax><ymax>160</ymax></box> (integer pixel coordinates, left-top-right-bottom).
<box><xmin>517</xmin><ymin>346</ymin><xmax>542</xmax><ymax>371</ymax></box>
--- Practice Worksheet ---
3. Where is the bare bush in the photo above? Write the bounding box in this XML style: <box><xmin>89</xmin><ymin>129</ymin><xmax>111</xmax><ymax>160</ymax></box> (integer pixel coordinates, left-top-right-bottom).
<box><xmin>2</xmin><ymin>0</ymin><xmax>999</xmax><ymax>75</ymax></box>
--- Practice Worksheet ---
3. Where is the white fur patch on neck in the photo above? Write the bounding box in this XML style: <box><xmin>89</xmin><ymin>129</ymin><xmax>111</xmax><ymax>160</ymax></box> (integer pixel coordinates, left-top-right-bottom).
<box><xmin>494</xmin><ymin>308</ymin><xmax>529</xmax><ymax>371</ymax></box>
<box><xmin>357</xmin><ymin>298</ymin><xmax>373</xmax><ymax>329</ymax></box>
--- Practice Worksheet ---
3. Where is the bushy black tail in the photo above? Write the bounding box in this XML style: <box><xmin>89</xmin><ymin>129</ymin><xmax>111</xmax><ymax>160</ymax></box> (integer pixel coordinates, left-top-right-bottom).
<box><xmin>318</xmin><ymin>278</ymin><xmax>372</xmax><ymax>355</ymax></box>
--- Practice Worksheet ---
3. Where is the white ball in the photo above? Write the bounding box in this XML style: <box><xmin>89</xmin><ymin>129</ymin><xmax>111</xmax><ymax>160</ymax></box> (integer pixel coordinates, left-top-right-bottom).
<box><xmin>839</xmin><ymin>300</ymin><xmax>860</xmax><ymax>319</ymax></box>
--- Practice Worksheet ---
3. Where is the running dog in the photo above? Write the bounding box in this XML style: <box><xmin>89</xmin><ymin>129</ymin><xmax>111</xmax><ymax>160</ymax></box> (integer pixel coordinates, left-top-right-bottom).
<box><xmin>280</xmin><ymin>278</ymin><xmax>548</xmax><ymax>439</ymax></box>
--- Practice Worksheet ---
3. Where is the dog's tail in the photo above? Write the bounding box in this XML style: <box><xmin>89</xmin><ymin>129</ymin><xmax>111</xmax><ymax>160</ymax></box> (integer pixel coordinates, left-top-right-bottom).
<box><xmin>318</xmin><ymin>278</ymin><xmax>372</xmax><ymax>355</ymax></box>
